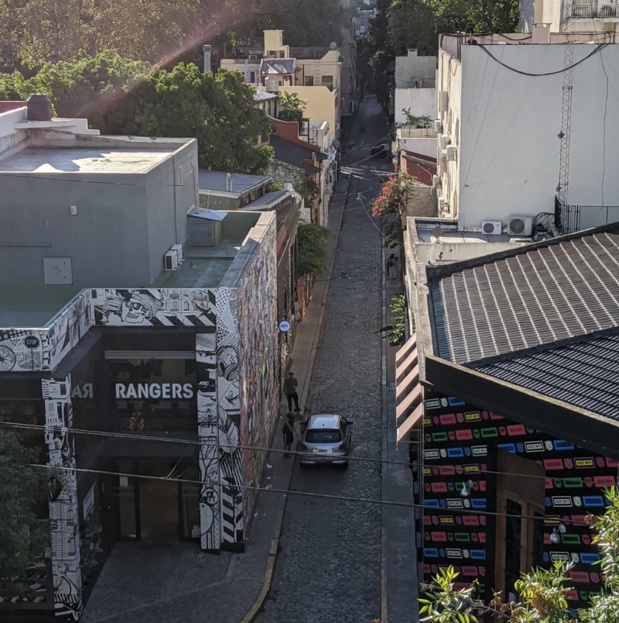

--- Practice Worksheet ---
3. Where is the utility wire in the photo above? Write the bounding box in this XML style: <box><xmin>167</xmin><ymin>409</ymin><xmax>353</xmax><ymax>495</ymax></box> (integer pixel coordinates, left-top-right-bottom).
<box><xmin>2</xmin><ymin>419</ymin><xmax>606</xmax><ymax>484</ymax></box>
<box><xmin>31</xmin><ymin>461</ymin><xmax>593</xmax><ymax>526</ymax></box>
<box><xmin>478</xmin><ymin>43</ymin><xmax>608</xmax><ymax>77</ymax></box>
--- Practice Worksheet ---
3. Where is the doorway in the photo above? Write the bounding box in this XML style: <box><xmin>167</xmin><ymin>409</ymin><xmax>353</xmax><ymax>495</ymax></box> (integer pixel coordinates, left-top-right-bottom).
<box><xmin>138</xmin><ymin>460</ymin><xmax>180</xmax><ymax>542</ymax></box>
<box><xmin>495</xmin><ymin>450</ymin><xmax>545</xmax><ymax>601</ymax></box>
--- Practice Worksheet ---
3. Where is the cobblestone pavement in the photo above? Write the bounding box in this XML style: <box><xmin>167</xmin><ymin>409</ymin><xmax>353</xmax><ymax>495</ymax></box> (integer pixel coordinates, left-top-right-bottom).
<box><xmin>255</xmin><ymin>98</ymin><xmax>389</xmax><ymax>623</ymax></box>
<box><xmin>81</xmin><ymin>543</ymin><xmax>232</xmax><ymax>622</ymax></box>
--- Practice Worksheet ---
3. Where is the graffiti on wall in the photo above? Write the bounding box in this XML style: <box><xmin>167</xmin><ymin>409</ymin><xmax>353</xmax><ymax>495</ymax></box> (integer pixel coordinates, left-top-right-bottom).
<box><xmin>215</xmin><ymin>287</ymin><xmax>244</xmax><ymax>545</ymax></box>
<box><xmin>42</xmin><ymin>376</ymin><xmax>82</xmax><ymax>620</ymax></box>
<box><xmin>195</xmin><ymin>302</ymin><xmax>221</xmax><ymax>550</ymax></box>
<box><xmin>91</xmin><ymin>288</ymin><xmax>217</xmax><ymax>327</ymax></box>
<box><xmin>0</xmin><ymin>291</ymin><xmax>92</xmax><ymax>373</ymax></box>
<box><xmin>236</xmin><ymin>217</ymin><xmax>279</xmax><ymax>518</ymax></box>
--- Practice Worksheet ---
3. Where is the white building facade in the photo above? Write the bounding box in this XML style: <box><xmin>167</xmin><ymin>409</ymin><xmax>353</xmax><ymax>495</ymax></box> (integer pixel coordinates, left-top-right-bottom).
<box><xmin>436</xmin><ymin>36</ymin><xmax>619</xmax><ymax>233</ymax></box>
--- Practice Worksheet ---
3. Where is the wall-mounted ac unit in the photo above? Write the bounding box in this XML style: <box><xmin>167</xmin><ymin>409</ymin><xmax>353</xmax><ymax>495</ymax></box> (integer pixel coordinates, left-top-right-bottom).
<box><xmin>432</xmin><ymin>174</ymin><xmax>441</xmax><ymax>188</ymax></box>
<box><xmin>446</xmin><ymin>145</ymin><xmax>457</xmax><ymax>161</ymax></box>
<box><xmin>440</xmin><ymin>134</ymin><xmax>451</xmax><ymax>149</ymax></box>
<box><xmin>248</xmin><ymin>54</ymin><xmax>258</xmax><ymax>61</ymax></box>
<box><xmin>164</xmin><ymin>250</ymin><xmax>178</xmax><ymax>271</ymax></box>
<box><xmin>433</xmin><ymin>120</ymin><xmax>442</xmax><ymax>133</ymax></box>
<box><xmin>439</xmin><ymin>91</ymin><xmax>449</xmax><ymax>112</ymax></box>
<box><xmin>482</xmin><ymin>220</ymin><xmax>502</xmax><ymax>235</ymax></box>
<box><xmin>507</xmin><ymin>215</ymin><xmax>533</xmax><ymax>237</ymax></box>
<box><xmin>171</xmin><ymin>243</ymin><xmax>184</xmax><ymax>264</ymax></box>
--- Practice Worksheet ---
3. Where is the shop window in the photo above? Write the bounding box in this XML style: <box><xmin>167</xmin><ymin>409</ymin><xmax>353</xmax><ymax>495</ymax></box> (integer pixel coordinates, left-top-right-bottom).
<box><xmin>108</xmin><ymin>358</ymin><xmax>197</xmax><ymax>434</ymax></box>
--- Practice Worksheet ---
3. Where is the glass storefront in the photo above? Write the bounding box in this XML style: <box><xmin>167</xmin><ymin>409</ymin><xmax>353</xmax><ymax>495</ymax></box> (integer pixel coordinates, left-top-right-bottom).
<box><xmin>107</xmin><ymin>358</ymin><xmax>197</xmax><ymax>434</ymax></box>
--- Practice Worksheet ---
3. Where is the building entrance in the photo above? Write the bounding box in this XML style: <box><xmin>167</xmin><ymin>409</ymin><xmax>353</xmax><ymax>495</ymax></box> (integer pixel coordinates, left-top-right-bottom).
<box><xmin>138</xmin><ymin>460</ymin><xmax>180</xmax><ymax>541</ymax></box>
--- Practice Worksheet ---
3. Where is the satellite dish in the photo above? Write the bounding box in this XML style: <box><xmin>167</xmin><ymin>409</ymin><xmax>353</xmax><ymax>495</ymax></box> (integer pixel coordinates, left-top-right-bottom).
<box><xmin>329</xmin><ymin>41</ymin><xmax>337</xmax><ymax>50</ymax></box>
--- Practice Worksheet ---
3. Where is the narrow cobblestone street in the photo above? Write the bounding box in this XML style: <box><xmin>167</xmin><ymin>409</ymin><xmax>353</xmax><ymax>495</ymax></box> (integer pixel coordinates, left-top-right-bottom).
<box><xmin>256</xmin><ymin>98</ymin><xmax>391</xmax><ymax>623</ymax></box>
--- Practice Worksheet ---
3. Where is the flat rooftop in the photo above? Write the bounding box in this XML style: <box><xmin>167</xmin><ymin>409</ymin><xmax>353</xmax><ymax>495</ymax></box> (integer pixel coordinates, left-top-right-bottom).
<box><xmin>0</xmin><ymin>284</ymin><xmax>81</xmax><ymax>328</ymax></box>
<box><xmin>0</xmin><ymin>147</ymin><xmax>175</xmax><ymax>174</ymax></box>
<box><xmin>198</xmin><ymin>170</ymin><xmax>270</xmax><ymax>194</ymax></box>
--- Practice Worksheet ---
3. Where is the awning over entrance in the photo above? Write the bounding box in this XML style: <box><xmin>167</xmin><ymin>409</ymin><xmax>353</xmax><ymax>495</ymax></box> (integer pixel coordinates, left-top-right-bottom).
<box><xmin>395</xmin><ymin>333</ymin><xmax>424</xmax><ymax>442</ymax></box>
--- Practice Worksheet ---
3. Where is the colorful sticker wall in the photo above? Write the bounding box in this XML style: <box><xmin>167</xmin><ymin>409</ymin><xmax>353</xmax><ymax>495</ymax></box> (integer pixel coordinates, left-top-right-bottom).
<box><xmin>422</xmin><ymin>390</ymin><xmax>617</xmax><ymax>610</ymax></box>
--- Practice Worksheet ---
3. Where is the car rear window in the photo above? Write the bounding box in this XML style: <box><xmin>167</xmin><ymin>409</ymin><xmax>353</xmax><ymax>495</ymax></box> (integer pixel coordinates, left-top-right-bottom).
<box><xmin>305</xmin><ymin>429</ymin><xmax>342</xmax><ymax>444</ymax></box>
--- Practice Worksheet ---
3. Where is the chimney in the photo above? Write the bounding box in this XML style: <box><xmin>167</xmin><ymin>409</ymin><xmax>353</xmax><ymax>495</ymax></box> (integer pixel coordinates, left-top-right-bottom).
<box><xmin>203</xmin><ymin>45</ymin><xmax>212</xmax><ymax>74</ymax></box>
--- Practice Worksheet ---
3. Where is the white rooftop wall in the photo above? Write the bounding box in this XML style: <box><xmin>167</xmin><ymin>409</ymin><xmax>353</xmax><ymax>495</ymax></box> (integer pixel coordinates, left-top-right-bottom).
<box><xmin>438</xmin><ymin>43</ymin><xmax>619</xmax><ymax>231</ymax></box>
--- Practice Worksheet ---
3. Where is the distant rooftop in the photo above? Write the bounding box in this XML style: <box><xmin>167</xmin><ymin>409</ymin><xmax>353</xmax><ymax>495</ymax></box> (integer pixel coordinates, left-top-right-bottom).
<box><xmin>198</xmin><ymin>170</ymin><xmax>271</xmax><ymax>194</ymax></box>
<box><xmin>0</xmin><ymin>147</ymin><xmax>175</xmax><ymax>174</ymax></box>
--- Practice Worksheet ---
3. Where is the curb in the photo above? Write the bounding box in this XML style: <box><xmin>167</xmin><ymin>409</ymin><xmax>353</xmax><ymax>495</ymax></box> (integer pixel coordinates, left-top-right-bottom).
<box><xmin>380</xmin><ymin>243</ymin><xmax>389</xmax><ymax>623</ymax></box>
<box><xmin>238</xmin><ymin>171</ymin><xmax>352</xmax><ymax>623</ymax></box>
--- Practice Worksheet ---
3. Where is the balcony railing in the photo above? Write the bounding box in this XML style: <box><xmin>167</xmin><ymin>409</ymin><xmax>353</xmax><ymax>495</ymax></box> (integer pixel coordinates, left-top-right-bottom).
<box><xmin>571</xmin><ymin>2</ymin><xmax>619</xmax><ymax>18</ymax></box>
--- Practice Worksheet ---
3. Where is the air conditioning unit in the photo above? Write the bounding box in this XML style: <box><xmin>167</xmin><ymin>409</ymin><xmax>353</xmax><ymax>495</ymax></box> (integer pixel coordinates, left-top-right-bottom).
<box><xmin>171</xmin><ymin>243</ymin><xmax>184</xmax><ymax>264</ymax></box>
<box><xmin>164</xmin><ymin>250</ymin><xmax>178</xmax><ymax>271</ymax></box>
<box><xmin>446</xmin><ymin>145</ymin><xmax>457</xmax><ymax>161</ymax></box>
<box><xmin>439</xmin><ymin>91</ymin><xmax>449</xmax><ymax>112</ymax></box>
<box><xmin>507</xmin><ymin>215</ymin><xmax>533</xmax><ymax>237</ymax></box>
<box><xmin>248</xmin><ymin>54</ymin><xmax>258</xmax><ymax>60</ymax></box>
<box><xmin>433</xmin><ymin>120</ymin><xmax>442</xmax><ymax>133</ymax></box>
<box><xmin>482</xmin><ymin>220</ymin><xmax>502</xmax><ymax>235</ymax></box>
<box><xmin>440</xmin><ymin>134</ymin><xmax>451</xmax><ymax>149</ymax></box>
<box><xmin>432</xmin><ymin>174</ymin><xmax>441</xmax><ymax>188</ymax></box>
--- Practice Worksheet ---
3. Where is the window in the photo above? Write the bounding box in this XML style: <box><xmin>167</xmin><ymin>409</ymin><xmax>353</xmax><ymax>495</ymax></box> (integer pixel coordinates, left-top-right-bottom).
<box><xmin>321</xmin><ymin>75</ymin><xmax>334</xmax><ymax>90</ymax></box>
<box><xmin>305</xmin><ymin>429</ymin><xmax>341</xmax><ymax>443</ymax></box>
<box><xmin>304</xmin><ymin>76</ymin><xmax>314</xmax><ymax>86</ymax></box>
<box><xmin>249</xmin><ymin>71</ymin><xmax>256</xmax><ymax>83</ymax></box>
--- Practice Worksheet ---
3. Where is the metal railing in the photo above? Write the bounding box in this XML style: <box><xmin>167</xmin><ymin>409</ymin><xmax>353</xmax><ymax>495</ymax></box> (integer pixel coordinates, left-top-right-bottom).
<box><xmin>571</xmin><ymin>2</ymin><xmax>619</xmax><ymax>17</ymax></box>
<box><xmin>561</xmin><ymin>204</ymin><xmax>619</xmax><ymax>233</ymax></box>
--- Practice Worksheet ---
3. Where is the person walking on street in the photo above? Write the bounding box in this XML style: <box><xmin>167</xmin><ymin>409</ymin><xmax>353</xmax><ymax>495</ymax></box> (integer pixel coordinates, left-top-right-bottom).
<box><xmin>387</xmin><ymin>254</ymin><xmax>395</xmax><ymax>278</ymax></box>
<box><xmin>284</xmin><ymin>371</ymin><xmax>300</xmax><ymax>412</ymax></box>
<box><xmin>282</xmin><ymin>412</ymin><xmax>295</xmax><ymax>456</ymax></box>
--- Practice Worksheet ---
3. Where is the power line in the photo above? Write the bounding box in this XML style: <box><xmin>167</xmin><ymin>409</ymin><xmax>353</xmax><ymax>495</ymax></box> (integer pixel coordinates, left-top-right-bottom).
<box><xmin>30</xmin><ymin>461</ymin><xmax>593</xmax><ymax>526</ymax></box>
<box><xmin>478</xmin><ymin>42</ymin><xmax>608</xmax><ymax>78</ymax></box>
<box><xmin>0</xmin><ymin>419</ymin><xmax>601</xmax><ymax>484</ymax></box>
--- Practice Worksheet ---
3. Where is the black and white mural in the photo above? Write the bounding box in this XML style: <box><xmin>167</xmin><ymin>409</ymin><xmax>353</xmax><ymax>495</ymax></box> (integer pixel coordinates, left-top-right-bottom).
<box><xmin>42</xmin><ymin>376</ymin><xmax>82</xmax><ymax>620</ymax></box>
<box><xmin>215</xmin><ymin>287</ymin><xmax>244</xmax><ymax>546</ymax></box>
<box><xmin>91</xmin><ymin>288</ymin><xmax>217</xmax><ymax>327</ymax></box>
<box><xmin>196</xmin><ymin>323</ymin><xmax>221</xmax><ymax>551</ymax></box>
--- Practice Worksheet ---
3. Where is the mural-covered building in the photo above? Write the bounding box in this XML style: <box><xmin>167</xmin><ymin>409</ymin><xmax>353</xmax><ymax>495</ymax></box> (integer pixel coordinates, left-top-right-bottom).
<box><xmin>0</xmin><ymin>101</ymin><xmax>280</xmax><ymax>620</ymax></box>
<box><xmin>398</xmin><ymin>218</ymin><xmax>619</xmax><ymax>613</ymax></box>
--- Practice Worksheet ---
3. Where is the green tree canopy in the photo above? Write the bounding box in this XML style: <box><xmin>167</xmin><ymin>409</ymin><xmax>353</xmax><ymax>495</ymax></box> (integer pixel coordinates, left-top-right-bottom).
<box><xmin>133</xmin><ymin>64</ymin><xmax>273</xmax><ymax>173</ymax></box>
<box><xmin>297</xmin><ymin>221</ymin><xmax>329</xmax><ymax>277</ymax></box>
<box><xmin>0</xmin><ymin>57</ymin><xmax>273</xmax><ymax>174</ymax></box>
<box><xmin>0</xmin><ymin>430</ymin><xmax>47</xmax><ymax>595</ymax></box>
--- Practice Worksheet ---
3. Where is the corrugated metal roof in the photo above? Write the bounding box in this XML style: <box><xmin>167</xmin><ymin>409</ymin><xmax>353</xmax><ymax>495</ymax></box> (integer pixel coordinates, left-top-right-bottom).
<box><xmin>473</xmin><ymin>331</ymin><xmax>619</xmax><ymax>420</ymax></box>
<box><xmin>430</xmin><ymin>228</ymin><xmax>619</xmax><ymax>365</ymax></box>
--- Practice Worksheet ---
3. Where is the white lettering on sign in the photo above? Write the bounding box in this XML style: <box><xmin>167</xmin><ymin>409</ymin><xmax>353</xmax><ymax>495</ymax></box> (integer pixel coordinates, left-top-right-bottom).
<box><xmin>72</xmin><ymin>383</ymin><xmax>93</xmax><ymax>399</ymax></box>
<box><xmin>115</xmin><ymin>383</ymin><xmax>193</xmax><ymax>400</ymax></box>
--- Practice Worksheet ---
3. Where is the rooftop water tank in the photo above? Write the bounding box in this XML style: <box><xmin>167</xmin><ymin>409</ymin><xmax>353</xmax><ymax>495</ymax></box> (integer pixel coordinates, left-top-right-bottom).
<box><xmin>26</xmin><ymin>94</ymin><xmax>52</xmax><ymax>121</ymax></box>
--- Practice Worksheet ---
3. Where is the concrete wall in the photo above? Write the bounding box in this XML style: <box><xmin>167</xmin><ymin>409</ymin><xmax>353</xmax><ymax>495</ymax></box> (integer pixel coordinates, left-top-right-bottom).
<box><xmin>0</xmin><ymin>141</ymin><xmax>199</xmax><ymax>287</ymax></box>
<box><xmin>438</xmin><ymin>43</ymin><xmax>619</xmax><ymax>230</ymax></box>
<box><xmin>395</xmin><ymin>88</ymin><xmax>437</xmax><ymax>126</ymax></box>
<box><xmin>0</xmin><ymin>171</ymin><xmax>151</xmax><ymax>286</ymax></box>
<box><xmin>281</xmin><ymin>85</ymin><xmax>338</xmax><ymax>139</ymax></box>
<box><xmin>144</xmin><ymin>141</ymin><xmax>199</xmax><ymax>283</ymax></box>
<box><xmin>296</xmin><ymin>50</ymin><xmax>342</xmax><ymax>91</ymax></box>
<box><xmin>395</xmin><ymin>50</ymin><xmax>436</xmax><ymax>89</ymax></box>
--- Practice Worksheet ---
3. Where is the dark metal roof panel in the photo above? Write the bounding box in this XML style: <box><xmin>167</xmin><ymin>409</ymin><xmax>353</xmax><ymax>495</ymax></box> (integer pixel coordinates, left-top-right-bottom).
<box><xmin>430</xmin><ymin>230</ymin><xmax>619</xmax><ymax>364</ymax></box>
<box><xmin>473</xmin><ymin>332</ymin><xmax>619</xmax><ymax>420</ymax></box>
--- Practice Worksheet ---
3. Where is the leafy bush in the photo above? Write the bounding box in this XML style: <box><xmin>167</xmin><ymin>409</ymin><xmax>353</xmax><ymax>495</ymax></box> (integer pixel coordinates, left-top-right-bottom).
<box><xmin>297</xmin><ymin>221</ymin><xmax>329</xmax><ymax>277</ymax></box>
